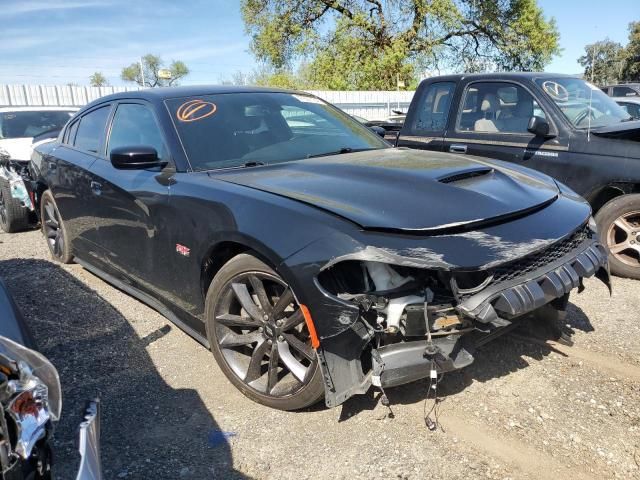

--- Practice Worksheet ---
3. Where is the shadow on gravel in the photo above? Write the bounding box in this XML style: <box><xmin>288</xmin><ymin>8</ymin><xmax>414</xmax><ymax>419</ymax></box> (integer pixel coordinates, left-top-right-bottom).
<box><xmin>0</xmin><ymin>258</ymin><xmax>250</xmax><ymax>480</ymax></box>
<box><xmin>339</xmin><ymin>302</ymin><xmax>595</xmax><ymax>420</ymax></box>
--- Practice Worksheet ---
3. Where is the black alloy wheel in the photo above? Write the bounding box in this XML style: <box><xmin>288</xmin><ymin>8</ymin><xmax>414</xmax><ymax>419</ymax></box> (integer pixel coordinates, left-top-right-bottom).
<box><xmin>206</xmin><ymin>254</ymin><xmax>324</xmax><ymax>410</ymax></box>
<box><xmin>40</xmin><ymin>190</ymin><xmax>73</xmax><ymax>264</ymax></box>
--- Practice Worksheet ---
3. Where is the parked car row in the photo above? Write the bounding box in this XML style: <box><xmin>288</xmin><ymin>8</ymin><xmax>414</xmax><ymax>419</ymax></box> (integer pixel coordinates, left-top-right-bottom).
<box><xmin>2</xmin><ymin>74</ymin><xmax>631</xmax><ymax>475</ymax></box>
<box><xmin>0</xmin><ymin>84</ymin><xmax>609</xmax><ymax>416</ymax></box>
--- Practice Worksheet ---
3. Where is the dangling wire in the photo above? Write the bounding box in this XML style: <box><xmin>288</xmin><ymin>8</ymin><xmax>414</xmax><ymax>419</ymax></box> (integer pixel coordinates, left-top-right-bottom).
<box><xmin>423</xmin><ymin>358</ymin><xmax>443</xmax><ymax>431</ymax></box>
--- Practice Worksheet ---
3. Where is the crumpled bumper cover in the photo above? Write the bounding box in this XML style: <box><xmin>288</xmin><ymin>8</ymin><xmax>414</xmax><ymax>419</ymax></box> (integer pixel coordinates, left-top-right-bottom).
<box><xmin>370</xmin><ymin>239</ymin><xmax>609</xmax><ymax>391</ymax></box>
<box><xmin>459</xmin><ymin>240</ymin><xmax>609</xmax><ymax>324</ymax></box>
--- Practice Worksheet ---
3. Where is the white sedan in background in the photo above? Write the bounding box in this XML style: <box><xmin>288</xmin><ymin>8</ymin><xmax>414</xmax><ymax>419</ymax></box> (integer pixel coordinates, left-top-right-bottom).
<box><xmin>1</xmin><ymin>107</ymin><xmax>76</xmax><ymax>232</ymax></box>
<box><xmin>0</xmin><ymin>106</ymin><xmax>76</xmax><ymax>161</ymax></box>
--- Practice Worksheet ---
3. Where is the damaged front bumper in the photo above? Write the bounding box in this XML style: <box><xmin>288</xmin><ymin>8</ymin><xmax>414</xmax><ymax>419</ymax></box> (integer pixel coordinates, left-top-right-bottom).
<box><xmin>0</xmin><ymin>161</ymin><xmax>34</xmax><ymax>211</ymax></box>
<box><xmin>310</xmin><ymin>228</ymin><xmax>610</xmax><ymax>407</ymax></box>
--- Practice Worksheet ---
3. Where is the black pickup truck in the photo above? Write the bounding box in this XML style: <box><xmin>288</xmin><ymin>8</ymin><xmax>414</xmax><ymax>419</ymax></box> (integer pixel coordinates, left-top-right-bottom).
<box><xmin>396</xmin><ymin>72</ymin><xmax>640</xmax><ymax>279</ymax></box>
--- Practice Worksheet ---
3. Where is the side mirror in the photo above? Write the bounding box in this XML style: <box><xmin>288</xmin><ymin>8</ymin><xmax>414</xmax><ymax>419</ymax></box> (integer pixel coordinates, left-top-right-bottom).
<box><xmin>527</xmin><ymin>116</ymin><xmax>553</xmax><ymax>137</ymax></box>
<box><xmin>110</xmin><ymin>146</ymin><xmax>164</xmax><ymax>170</ymax></box>
<box><xmin>369</xmin><ymin>125</ymin><xmax>387</xmax><ymax>138</ymax></box>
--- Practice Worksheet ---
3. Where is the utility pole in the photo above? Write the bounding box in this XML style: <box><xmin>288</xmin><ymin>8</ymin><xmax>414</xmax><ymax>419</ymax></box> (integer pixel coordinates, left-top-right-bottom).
<box><xmin>139</xmin><ymin>57</ymin><xmax>146</xmax><ymax>88</ymax></box>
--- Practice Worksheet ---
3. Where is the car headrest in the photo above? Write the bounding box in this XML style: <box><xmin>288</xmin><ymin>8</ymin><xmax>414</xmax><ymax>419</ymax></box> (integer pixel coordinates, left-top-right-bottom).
<box><xmin>514</xmin><ymin>98</ymin><xmax>533</xmax><ymax>117</ymax></box>
<box><xmin>480</xmin><ymin>93</ymin><xmax>499</xmax><ymax>113</ymax></box>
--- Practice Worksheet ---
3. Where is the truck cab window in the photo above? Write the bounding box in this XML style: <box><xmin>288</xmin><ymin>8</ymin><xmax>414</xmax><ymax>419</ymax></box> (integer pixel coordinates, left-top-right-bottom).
<box><xmin>411</xmin><ymin>82</ymin><xmax>455</xmax><ymax>134</ymax></box>
<box><xmin>458</xmin><ymin>82</ymin><xmax>545</xmax><ymax>134</ymax></box>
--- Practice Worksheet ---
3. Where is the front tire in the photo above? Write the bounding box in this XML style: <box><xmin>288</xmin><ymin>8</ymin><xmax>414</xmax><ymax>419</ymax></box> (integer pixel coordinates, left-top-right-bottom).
<box><xmin>205</xmin><ymin>253</ymin><xmax>324</xmax><ymax>410</ymax></box>
<box><xmin>595</xmin><ymin>194</ymin><xmax>640</xmax><ymax>280</ymax></box>
<box><xmin>40</xmin><ymin>190</ymin><xmax>73</xmax><ymax>264</ymax></box>
<box><xmin>0</xmin><ymin>177</ymin><xmax>30</xmax><ymax>233</ymax></box>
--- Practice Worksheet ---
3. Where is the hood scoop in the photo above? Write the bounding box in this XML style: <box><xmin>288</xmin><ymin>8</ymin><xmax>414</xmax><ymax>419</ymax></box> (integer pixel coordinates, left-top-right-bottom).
<box><xmin>437</xmin><ymin>167</ymin><xmax>494</xmax><ymax>184</ymax></box>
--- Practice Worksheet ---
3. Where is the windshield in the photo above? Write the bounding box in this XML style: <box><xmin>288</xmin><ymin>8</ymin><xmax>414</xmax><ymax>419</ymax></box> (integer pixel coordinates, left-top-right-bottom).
<box><xmin>536</xmin><ymin>78</ymin><xmax>632</xmax><ymax>129</ymax></box>
<box><xmin>0</xmin><ymin>110</ymin><xmax>74</xmax><ymax>139</ymax></box>
<box><xmin>166</xmin><ymin>92</ymin><xmax>388</xmax><ymax>171</ymax></box>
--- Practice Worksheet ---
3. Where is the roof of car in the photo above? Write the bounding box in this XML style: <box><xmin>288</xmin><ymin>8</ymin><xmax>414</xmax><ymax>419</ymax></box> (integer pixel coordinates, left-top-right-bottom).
<box><xmin>85</xmin><ymin>85</ymin><xmax>301</xmax><ymax>107</ymax></box>
<box><xmin>419</xmin><ymin>72</ymin><xmax>580</xmax><ymax>83</ymax></box>
<box><xmin>612</xmin><ymin>96</ymin><xmax>640</xmax><ymax>104</ymax></box>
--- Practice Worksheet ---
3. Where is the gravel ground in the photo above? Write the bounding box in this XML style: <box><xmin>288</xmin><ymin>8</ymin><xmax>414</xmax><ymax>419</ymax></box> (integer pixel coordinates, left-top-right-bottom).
<box><xmin>1</xmin><ymin>228</ymin><xmax>639</xmax><ymax>480</ymax></box>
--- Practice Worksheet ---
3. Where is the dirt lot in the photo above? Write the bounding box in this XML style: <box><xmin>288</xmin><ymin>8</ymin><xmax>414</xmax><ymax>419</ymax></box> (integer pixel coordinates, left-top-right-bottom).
<box><xmin>0</xmin><ymin>228</ymin><xmax>639</xmax><ymax>480</ymax></box>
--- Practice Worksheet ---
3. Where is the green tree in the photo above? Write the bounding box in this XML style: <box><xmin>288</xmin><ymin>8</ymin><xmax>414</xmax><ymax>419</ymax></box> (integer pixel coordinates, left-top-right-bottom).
<box><xmin>241</xmin><ymin>0</ymin><xmax>560</xmax><ymax>90</ymax></box>
<box><xmin>621</xmin><ymin>21</ymin><xmax>640</xmax><ymax>81</ymax></box>
<box><xmin>578</xmin><ymin>39</ymin><xmax>624</xmax><ymax>86</ymax></box>
<box><xmin>89</xmin><ymin>71</ymin><xmax>108</xmax><ymax>87</ymax></box>
<box><xmin>251</xmin><ymin>65</ymin><xmax>304</xmax><ymax>89</ymax></box>
<box><xmin>121</xmin><ymin>54</ymin><xmax>189</xmax><ymax>87</ymax></box>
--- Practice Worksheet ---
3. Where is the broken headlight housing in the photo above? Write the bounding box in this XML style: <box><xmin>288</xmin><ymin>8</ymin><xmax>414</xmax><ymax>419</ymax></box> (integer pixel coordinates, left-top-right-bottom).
<box><xmin>0</xmin><ymin>337</ymin><xmax>61</xmax><ymax>460</ymax></box>
<box><xmin>318</xmin><ymin>261</ymin><xmax>472</xmax><ymax>337</ymax></box>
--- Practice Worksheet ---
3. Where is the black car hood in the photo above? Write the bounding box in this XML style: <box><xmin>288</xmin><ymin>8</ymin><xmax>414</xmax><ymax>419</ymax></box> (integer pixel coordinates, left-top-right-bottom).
<box><xmin>212</xmin><ymin>148</ymin><xmax>559</xmax><ymax>233</ymax></box>
<box><xmin>591</xmin><ymin>120</ymin><xmax>640</xmax><ymax>140</ymax></box>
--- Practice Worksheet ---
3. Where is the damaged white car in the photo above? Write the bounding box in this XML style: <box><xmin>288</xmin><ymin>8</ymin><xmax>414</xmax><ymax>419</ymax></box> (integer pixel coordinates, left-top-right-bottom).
<box><xmin>0</xmin><ymin>107</ymin><xmax>75</xmax><ymax>233</ymax></box>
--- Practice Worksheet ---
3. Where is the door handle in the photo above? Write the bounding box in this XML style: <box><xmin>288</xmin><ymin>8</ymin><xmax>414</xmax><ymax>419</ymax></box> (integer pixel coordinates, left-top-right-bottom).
<box><xmin>449</xmin><ymin>144</ymin><xmax>467</xmax><ymax>154</ymax></box>
<box><xmin>90</xmin><ymin>181</ymin><xmax>102</xmax><ymax>195</ymax></box>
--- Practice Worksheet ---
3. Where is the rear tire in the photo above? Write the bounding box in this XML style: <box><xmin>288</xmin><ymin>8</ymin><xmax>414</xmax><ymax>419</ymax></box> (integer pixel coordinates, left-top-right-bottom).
<box><xmin>595</xmin><ymin>194</ymin><xmax>640</xmax><ymax>280</ymax></box>
<box><xmin>40</xmin><ymin>190</ymin><xmax>73</xmax><ymax>264</ymax></box>
<box><xmin>0</xmin><ymin>177</ymin><xmax>30</xmax><ymax>233</ymax></box>
<box><xmin>205</xmin><ymin>253</ymin><xmax>324</xmax><ymax>410</ymax></box>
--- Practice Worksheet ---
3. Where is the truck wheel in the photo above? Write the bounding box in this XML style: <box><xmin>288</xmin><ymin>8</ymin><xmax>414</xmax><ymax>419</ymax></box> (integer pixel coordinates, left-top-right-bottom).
<box><xmin>0</xmin><ymin>178</ymin><xmax>30</xmax><ymax>233</ymax></box>
<box><xmin>205</xmin><ymin>253</ymin><xmax>324</xmax><ymax>410</ymax></box>
<box><xmin>595</xmin><ymin>194</ymin><xmax>640</xmax><ymax>280</ymax></box>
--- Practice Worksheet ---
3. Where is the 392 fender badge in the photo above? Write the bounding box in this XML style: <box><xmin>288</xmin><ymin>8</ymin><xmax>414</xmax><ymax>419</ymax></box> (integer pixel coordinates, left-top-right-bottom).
<box><xmin>176</xmin><ymin>244</ymin><xmax>190</xmax><ymax>257</ymax></box>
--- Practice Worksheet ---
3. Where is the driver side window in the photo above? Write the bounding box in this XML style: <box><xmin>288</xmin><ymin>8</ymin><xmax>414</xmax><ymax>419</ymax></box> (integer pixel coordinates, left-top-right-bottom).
<box><xmin>108</xmin><ymin>103</ymin><xmax>168</xmax><ymax>161</ymax></box>
<box><xmin>457</xmin><ymin>82</ymin><xmax>546</xmax><ymax>134</ymax></box>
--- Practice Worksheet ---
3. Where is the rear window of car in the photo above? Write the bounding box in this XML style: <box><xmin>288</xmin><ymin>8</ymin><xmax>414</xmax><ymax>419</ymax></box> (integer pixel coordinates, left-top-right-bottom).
<box><xmin>0</xmin><ymin>110</ymin><xmax>74</xmax><ymax>140</ymax></box>
<box><xmin>73</xmin><ymin>106</ymin><xmax>111</xmax><ymax>154</ymax></box>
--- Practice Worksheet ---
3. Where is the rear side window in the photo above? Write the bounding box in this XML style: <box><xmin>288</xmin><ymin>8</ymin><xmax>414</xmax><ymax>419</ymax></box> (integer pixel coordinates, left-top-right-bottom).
<box><xmin>64</xmin><ymin>119</ymin><xmax>79</xmax><ymax>144</ymax></box>
<box><xmin>108</xmin><ymin>104</ymin><xmax>168</xmax><ymax>161</ymax></box>
<box><xmin>612</xmin><ymin>86</ymin><xmax>638</xmax><ymax>97</ymax></box>
<box><xmin>410</xmin><ymin>82</ymin><xmax>455</xmax><ymax>134</ymax></box>
<box><xmin>74</xmin><ymin>106</ymin><xmax>110</xmax><ymax>154</ymax></box>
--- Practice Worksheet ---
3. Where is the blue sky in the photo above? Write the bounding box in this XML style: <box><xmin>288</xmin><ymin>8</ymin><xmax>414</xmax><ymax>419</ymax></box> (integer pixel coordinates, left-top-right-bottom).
<box><xmin>0</xmin><ymin>0</ymin><xmax>637</xmax><ymax>86</ymax></box>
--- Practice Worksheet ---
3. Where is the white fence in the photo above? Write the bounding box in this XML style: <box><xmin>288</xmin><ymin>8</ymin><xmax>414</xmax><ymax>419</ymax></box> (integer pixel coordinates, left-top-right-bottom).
<box><xmin>0</xmin><ymin>84</ymin><xmax>415</xmax><ymax>121</ymax></box>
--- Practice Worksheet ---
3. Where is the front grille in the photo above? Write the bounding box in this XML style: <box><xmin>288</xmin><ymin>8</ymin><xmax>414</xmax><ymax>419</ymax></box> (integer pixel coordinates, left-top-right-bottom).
<box><xmin>491</xmin><ymin>224</ymin><xmax>592</xmax><ymax>284</ymax></box>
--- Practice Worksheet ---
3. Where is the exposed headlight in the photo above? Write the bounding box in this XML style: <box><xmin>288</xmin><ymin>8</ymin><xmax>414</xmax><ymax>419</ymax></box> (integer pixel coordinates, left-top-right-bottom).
<box><xmin>0</xmin><ymin>336</ymin><xmax>61</xmax><ymax>459</ymax></box>
<box><xmin>317</xmin><ymin>260</ymin><xmax>462</xmax><ymax>334</ymax></box>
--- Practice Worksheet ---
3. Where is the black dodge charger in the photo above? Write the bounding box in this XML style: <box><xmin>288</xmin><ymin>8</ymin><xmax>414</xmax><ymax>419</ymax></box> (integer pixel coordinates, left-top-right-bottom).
<box><xmin>29</xmin><ymin>86</ymin><xmax>609</xmax><ymax>410</ymax></box>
